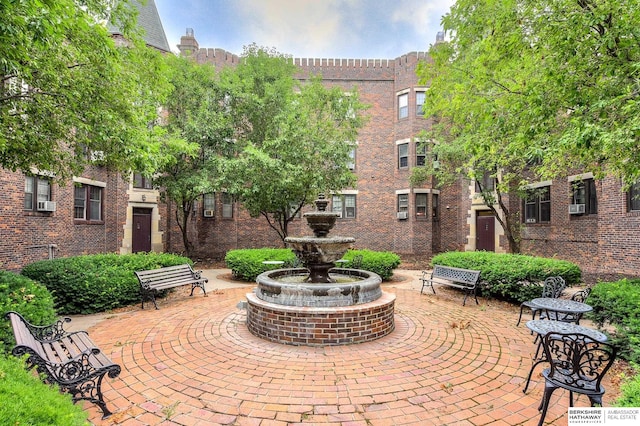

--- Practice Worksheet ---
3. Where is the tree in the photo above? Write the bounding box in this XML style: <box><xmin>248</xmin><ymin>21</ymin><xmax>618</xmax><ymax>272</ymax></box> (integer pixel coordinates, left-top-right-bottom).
<box><xmin>0</xmin><ymin>0</ymin><xmax>171</xmax><ymax>181</ymax></box>
<box><xmin>412</xmin><ymin>0</ymin><xmax>640</xmax><ymax>253</ymax></box>
<box><xmin>220</xmin><ymin>45</ymin><xmax>367</xmax><ymax>242</ymax></box>
<box><xmin>154</xmin><ymin>54</ymin><xmax>233</xmax><ymax>256</ymax></box>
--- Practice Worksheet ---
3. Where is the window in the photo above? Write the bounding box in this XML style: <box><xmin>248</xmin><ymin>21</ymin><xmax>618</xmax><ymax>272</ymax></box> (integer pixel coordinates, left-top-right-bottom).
<box><xmin>475</xmin><ymin>171</ymin><xmax>495</xmax><ymax>193</ymax></box>
<box><xmin>133</xmin><ymin>173</ymin><xmax>152</xmax><ymax>189</ymax></box>
<box><xmin>432</xmin><ymin>193</ymin><xmax>439</xmax><ymax>219</ymax></box>
<box><xmin>74</xmin><ymin>185</ymin><xmax>102</xmax><ymax>221</ymax></box>
<box><xmin>222</xmin><ymin>193</ymin><xmax>233</xmax><ymax>218</ymax></box>
<box><xmin>332</xmin><ymin>194</ymin><xmax>356</xmax><ymax>218</ymax></box>
<box><xmin>524</xmin><ymin>186</ymin><xmax>550</xmax><ymax>223</ymax></box>
<box><xmin>628</xmin><ymin>181</ymin><xmax>640</xmax><ymax>211</ymax></box>
<box><xmin>416</xmin><ymin>140</ymin><xmax>427</xmax><ymax>166</ymax></box>
<box><xmin>24</xmin><ymin>176</ymin><xmax>51</xmax><ymax>211</ymax></box>
<box><xmin>203</xmin><ymin>193</ymin><xmax>216</xmax><ymax>217</ymax></box>
<box><xmin>416</xmin><ymin>91</ymin><xmax>426</xmax><ymax>116</ymax></box>
<box><xmin>416</xmin><ymin>193</ymin><xmax>428</xmax><ymax>217</ymax></box>
<box><xmin>348</xmin><ymin>146</ymin><xmax>356</xmax><ymax>170</ymax></box>
<box><xmin>570</xmin><ymin>179</ymin><xmax>597</xmax><ymax>215</ymax></box>
<box><xmin>398</xmin><ymin>93</ymin><xmax>408</xmax><ymax>119</ymax></box>
<box><xmin>398</xmin><ymin>143</ymin><xmax>409</xmax><ymax>168</ymax></box>
<box><xmin>398</xmin><ymin>194</ymin><xmax>409</xmax><ymax>213</ymax></box>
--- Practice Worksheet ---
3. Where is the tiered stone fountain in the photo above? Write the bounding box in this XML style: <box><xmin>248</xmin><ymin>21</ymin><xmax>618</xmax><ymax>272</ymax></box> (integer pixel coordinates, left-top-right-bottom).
<box><xmin>245</xmin><ymin>195</ymin><xmax>396</xmax><ymax>346</ymax></box>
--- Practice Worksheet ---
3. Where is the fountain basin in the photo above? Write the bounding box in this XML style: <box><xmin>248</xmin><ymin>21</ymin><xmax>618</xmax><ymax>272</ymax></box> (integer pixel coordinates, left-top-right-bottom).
<box><xmin>255</xmin><ymin>268</ymin><xmax>382</xmax><ymax>307</ymax></box>
<box><xmin>246</xmin><ymin>291</ymin><xmax>396</xmax><ymax>346</ymax></box>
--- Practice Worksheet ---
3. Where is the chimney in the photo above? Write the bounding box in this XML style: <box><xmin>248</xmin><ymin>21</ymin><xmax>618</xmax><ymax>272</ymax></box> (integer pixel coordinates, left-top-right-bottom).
<box><xmin>177</xmin><ymin>28</ymin><xmax>199</xmax><ymax>56</ymax></box>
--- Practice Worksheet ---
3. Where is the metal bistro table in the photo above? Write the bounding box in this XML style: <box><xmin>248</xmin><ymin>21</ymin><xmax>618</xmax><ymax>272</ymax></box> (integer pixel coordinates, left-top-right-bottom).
<box><xmin>523</xmin><ymin>319</ymin><xmax>607</xmax><ymax>393</ymax></box>
<box><xmin>530</xmin><ymin>297</ymin><xmax>593</xmax><ymax>324</ymax></box>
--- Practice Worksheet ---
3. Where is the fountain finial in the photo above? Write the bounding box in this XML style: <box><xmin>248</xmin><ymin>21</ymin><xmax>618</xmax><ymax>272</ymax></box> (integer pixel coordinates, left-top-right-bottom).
<box><xmin>314</xmin><ymin>194</ymin><xmax>329</xmax><ymax>212</ymax></box>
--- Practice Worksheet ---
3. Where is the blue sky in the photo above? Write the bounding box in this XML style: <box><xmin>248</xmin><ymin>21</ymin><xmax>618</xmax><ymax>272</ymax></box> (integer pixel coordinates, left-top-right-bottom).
<box><xmin>154</xmin><ymin>0</ymin><xmax>455</xmax><ymax>59</ymax></box>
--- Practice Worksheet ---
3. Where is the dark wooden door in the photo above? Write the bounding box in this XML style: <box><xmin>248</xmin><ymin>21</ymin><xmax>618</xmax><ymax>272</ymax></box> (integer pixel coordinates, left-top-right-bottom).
<box><xmin>476</xmin><ymin>213</ymin><xmax>495</xmax><ymax>252</ymax></box>
<box><xmin>132</xmin><ymin>208</ymin><xmax>152</xmax><ymax>253</ymax></box>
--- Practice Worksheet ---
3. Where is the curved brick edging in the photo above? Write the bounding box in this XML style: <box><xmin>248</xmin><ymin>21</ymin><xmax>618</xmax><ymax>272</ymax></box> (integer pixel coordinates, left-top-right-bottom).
<box><xmin>245</xmin><ymin>291</ymin><xmax>396</xmax><ymax>346</ymax></box>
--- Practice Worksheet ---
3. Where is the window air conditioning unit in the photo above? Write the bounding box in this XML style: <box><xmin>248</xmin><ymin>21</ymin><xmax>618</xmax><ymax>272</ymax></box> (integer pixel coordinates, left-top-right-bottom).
<box><xmin>569</xmin><ymin>204</ymin><xmax>585</xmax><ymax>214</ymax></box>
<box><xmin>37</xmin><ymin>201</ymin><xmax>57</xmax><ymax>212</ymax></box>
<box><xmin>203</xmin><ymin>209</ymin><xmax>215</xmax><ymax>217</ymax></box>
<box><xmin>397</xmin><ymin>211</ymin><xmax>408</xmax><ymax>220</ymax></box>
<box><xmin>432</xmin><ymin>160</ymin><xmax>440</xmax><ymax>170</ymax></box>
<box><xmin>525</xmin><ymin>218</ymin><xmax>536</xmax><ymax>223</ymax></box>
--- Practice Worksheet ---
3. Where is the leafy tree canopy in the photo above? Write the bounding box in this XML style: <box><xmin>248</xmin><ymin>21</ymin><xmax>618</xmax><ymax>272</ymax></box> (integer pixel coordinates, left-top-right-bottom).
<box><xmin>219</xmin><ymin>45</ymin><xmax>367</xmax><ymax>241</ymax></box>
<box><xmin>415</xmin><ymin>0</ymin><xmax>640</xmax><ymax>190</ymax></box>
<box><xmin>1</xmin><ymin>0</ymin><xmax>173</xmax><ymax>181</ymax></box>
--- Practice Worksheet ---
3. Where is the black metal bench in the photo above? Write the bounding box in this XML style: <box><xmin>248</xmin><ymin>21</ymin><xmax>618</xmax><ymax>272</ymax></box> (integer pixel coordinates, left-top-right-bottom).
<box><xmin>420</xmin><ymin>265</ymin><xmax>482</xmax><ymax>305</ymax></box>
<box><xmin>6</xmin><ymin>311</ymin><xmax>121</xmax><ymax>419</ymax></box>
<box><xmin>135</xmin><ymin>264</ymin><xmax>208</xmax><ymax>309</ymax></box>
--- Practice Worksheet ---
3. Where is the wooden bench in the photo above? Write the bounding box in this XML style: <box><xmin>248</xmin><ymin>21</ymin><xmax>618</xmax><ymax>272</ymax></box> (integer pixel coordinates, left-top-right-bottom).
<box><xmin>420</xmin><ymin>265</ymin><xmax>482</xmax><ymax>305</ymax></box>
<box><xmin>135</xmin><ymin>264</ymin><xmax>208</xmax><ymax>309</ymax></box>
<box><xmin>6</xmin><ymin>311</ymin><xmax>121</xmax><ymax>419</ymax></box>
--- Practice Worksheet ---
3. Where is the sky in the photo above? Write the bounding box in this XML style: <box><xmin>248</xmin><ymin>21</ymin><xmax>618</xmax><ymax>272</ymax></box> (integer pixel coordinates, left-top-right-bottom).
<box><xmin>154</xmin><ymin>0</ymin><xmax>455</xmax><ymax>59</ymax></box>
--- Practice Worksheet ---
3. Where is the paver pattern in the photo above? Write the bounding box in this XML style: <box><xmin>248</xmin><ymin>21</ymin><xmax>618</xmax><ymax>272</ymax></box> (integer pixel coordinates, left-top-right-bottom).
<box><xmin>80</xmin><ymin>271</ymin><xmax>608</xmax><ymax>425</ymax></box>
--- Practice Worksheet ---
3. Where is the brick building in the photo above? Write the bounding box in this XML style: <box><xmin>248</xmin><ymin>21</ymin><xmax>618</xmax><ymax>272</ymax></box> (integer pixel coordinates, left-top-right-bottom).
<box><xmin>2</xmin><ymin>5</ymin><xmax>638</xmax><ymax>279</ymax></box>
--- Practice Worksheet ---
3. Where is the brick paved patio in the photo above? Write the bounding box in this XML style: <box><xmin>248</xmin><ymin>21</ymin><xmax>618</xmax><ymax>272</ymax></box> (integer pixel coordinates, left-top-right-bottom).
<box><xmin>78</xmin><ymin>270</ymin><xmax>611</xmax><ymax>425</ymax></box>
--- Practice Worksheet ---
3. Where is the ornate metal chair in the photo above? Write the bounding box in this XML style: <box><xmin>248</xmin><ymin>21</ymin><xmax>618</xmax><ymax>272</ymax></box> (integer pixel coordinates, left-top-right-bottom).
<box><xmin>516</xmin><ymin>276</ymin><xmax>566</xmax><ymax>326</ymax></box>
<box><xmin>537</xmin><ymin>332</ymin><xmax>616</xmax><ymax>426</ymax></box>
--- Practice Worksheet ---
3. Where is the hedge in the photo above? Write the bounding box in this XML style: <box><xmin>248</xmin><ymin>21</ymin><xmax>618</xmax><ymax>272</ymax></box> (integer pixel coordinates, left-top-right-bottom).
<box><xmin>21</xmin><ymin>253</ymin><xmax>193</xmax><ymax>315</ymax></box>
<box><xmin>431</xmin><ymin>251</ymin><xmax>582</xmax><ymax>303</ymax></box>
<box><xmin>0</xmin><ymin>271</ymin><xmax>57</xmax><ymax>355</ymax></box>
<box><xmin>225</xmin><ymin>248</ymin><xmax>401</xmax><ymax>281</ymax></box>
<box><xmin>589</xmin><ymin>279</ymin><xmax>640</xmax><ymax>365</ymax></box>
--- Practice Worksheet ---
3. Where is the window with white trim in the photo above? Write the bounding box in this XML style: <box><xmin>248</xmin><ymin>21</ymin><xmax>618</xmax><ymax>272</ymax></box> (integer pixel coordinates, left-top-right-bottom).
<box><xmin>203</xmin><ymin>193</ymin><xmax>216</xmax><ymax>217</ymax></box>
<box><xmin>416</xmin><ymin>91</ymin><xmax>426</xmax><ymax>116</ymax></box>
<box><xmin>398</xmin><ymin>143</ymin><xmax>409</xmax><ymax>168</ymax></box>
<box><xmin>416</xmin><ymin>193</ymin><xmax>428</xmax><ymax>217</ymax></box>
<box><xmin>24</xmin><ymin>176</ymin><xmax>51</xmax><ymax>211</ymax></box>
<box><xmin>398</xmin><ymin>93</ymin><xmax>408</xmax><ymax>119</ymax></box>
<box><xmin>398</xmin><ymin>194</ymin><xmax>409</xmax><ymax>213</ymax></box>
<box><xmin>332</xmin><ymin>194</ymin><xmax>356</xmax><ymax>218</ymax></box>
<box><xmin>74</xmin><ymin>185</ymin><xmax>102</xmax><ymax>222</ymax></box>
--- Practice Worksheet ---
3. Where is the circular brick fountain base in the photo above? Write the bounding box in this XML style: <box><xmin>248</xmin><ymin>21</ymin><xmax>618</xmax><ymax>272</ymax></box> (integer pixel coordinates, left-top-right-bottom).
<box><xmin>246</xmin><ymin>291</ymin><xmax>396</xmax><ymax>346</ymax></box>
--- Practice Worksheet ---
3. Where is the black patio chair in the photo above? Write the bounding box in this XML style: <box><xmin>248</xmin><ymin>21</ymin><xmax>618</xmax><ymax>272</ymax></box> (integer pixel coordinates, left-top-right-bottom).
<box><xmin>537</xmin><ymin>331</ymin><xmax>616</xmax><ymax>426</ymax></box>
<box><xmin>516</xmin><ymin>276</ymin><xmax>566</xmax><ymax>326</ymax></box>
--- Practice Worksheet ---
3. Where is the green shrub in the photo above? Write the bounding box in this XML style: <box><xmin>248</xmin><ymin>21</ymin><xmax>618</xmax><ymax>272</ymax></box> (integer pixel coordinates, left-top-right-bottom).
<box><xmin>21</xmin><ymin>253</ymin><xmax>193</xmax><ymax>315</ymax></box>
<box><xmin>342</xmin><ymin>249</ymin><xmax>401</xmax><ymax>280</ymax></box>
<box><xmin>225</xmin><ymin>248</ymin><xmax>297</xmax><ymax>281</ymax></box>
<box><xmin>615</xmin><ymin>365</ymin><xmax>640</xmax><ymax>407</ymax></box>
<box><xmin>225</xmin><ymin>248</ymin><xmax>401</xmax><ymax>281</ymax></box>
<box><xmin>431</xmin><ymin>251</ymin><xmax>582</xmax><ymax>303</ymax></box>
<box><xmin>0</xmin><ymin>353</ymin><xmax>89</xmax><ymax>424</ymax></box>
<box><xmin>0</xmin><ymin>271</ymin><xmax>57</xmax><ymax>354</ymax></box>
<box><xmin>589</xmin><ymin>279</ymin><xmax>640</xmax><ymax>364</ymax></box>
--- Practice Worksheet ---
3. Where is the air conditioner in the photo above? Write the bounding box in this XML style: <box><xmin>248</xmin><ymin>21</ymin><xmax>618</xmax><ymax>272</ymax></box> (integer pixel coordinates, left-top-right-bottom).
<box><xmin>525</xmin><ymin>218</ymin><xmax>536</xmax><ymax>223</ymax></box>
<box><xmin>203</xmin><ymin>209</ymin><xmax>215</xmax><ymax>217</ymax></box>
<box><xmin>397</xmin><ymin>211</ymin><xmax>408</xmax><ymax>220</ymax></box>
<box><xmin>569</xmin><ymin>204</ymin><xmax>586</xmax><ymax>214</ymax></box>
<box><xmin>37</xmin><ymin>201</ymin><xmax>57</xmax><ymax>212</ymax></box>
<box><xmin>432</xmin><ymin>160</ymin><xmax>440</xmax><ymax>170</ymax></box>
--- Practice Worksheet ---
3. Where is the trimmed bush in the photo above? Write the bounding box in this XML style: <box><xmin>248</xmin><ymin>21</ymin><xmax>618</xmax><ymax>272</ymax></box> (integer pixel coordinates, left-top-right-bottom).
<box><xmin>431</xmin><ymin>251</ymin><xmax>582</xmax><ymax>303</ymax></box>
<box><xmin>589</xmin><ymin>279</ymin><xmax>640</xmax><ymax>364</ymax></box>
<box><xmin>0</xmin><ymin>353</ymin><xmax>88</xmax><ymax>424</ymax></box>
<box><xmin>0</xmin><ymin>271</ymin><xmax>56</xmax><ymax>354</ymax></box>
<box><xmin>21</xmin><ymin>253</ymin><xmax>193</xmax><ymax>315</ymax></box>
<box><xmin>342</xmin><ymin>249</ymin><xmax>401</xmax><ymax>281</ymax></box>
<box><xmin>225</xmin><ymin>248</ymin><xmax>401</xmax><ymax>282</ymax></box>
<box><xmin>225</xmin><ymin>249</ymin><xmax>297</xmax><ymax>281</ymax></box>
<box><xmin>615</xmin><ymin>365</ymin><xmax>640</xmax><ymax>407</ymax></box>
